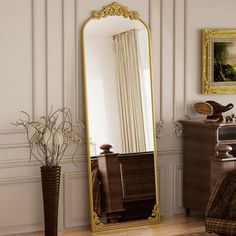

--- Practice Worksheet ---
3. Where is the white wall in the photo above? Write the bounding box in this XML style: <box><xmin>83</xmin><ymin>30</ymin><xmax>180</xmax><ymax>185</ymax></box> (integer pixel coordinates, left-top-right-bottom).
<box><xmin>0</xmin><ymin>0</ymin><xmax>89</xmax><ymax>234</ymax></box>
<box><xmin>155</xmin><ymin>0</ymin><xmax>236</xmax><ymax>216</ymax></box>
<box><xmin>1</xmin><ymin>0</ymin><xmax>236</xmax><ymax>234</ymax></box>
<box><xmin>85</xmin><ymin>37</ymin><xmax>123</xmax><ymax>154</ymax></box>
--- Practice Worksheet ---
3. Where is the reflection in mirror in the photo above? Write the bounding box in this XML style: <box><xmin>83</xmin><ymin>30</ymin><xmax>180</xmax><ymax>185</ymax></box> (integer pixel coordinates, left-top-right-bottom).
<box><xmin>82</xmin><ymin>2</ymin><xmax>159</xmax><ymax>232</ymax></box>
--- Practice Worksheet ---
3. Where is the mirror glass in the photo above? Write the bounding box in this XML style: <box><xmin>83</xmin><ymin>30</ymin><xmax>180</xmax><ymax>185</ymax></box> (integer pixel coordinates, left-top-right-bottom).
<box><xmin>82</xmin><ymin>2</ymin><xmax>159</xmax><ymax>231</ymax></box>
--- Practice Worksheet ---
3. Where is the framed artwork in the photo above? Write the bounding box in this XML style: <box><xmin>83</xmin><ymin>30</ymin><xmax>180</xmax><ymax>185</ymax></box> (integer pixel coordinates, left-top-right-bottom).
<box><xmin>202</xmin><ymin>29</ymin><xmax>236</xmax><ymax>94</ymax></box>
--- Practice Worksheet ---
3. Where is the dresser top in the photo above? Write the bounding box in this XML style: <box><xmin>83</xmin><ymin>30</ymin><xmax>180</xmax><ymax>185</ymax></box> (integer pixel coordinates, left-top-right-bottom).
<box><xmin>179</xmin><ymin>119</ymin><xmax>236</xmax><ymax>128</ymax></box>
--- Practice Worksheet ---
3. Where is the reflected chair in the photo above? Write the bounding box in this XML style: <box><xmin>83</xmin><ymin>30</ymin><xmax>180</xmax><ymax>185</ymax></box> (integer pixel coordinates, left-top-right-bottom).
<box><xmin>91</xmin><ymin>161</ymin><xmax>102</xmax><ymax>217</ymax></box>
<box><xmin>205</xmin><ymin>168</ymin><xmax>236</xmax><ymax>235</ymax></box>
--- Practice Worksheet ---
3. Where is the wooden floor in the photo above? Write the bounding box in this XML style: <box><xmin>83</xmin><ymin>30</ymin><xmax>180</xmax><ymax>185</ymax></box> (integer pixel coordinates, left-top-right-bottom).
<box><xmin>15</xmin><ymin>214</ymin><xmax>206</xmax><ymax>236</ymax></box>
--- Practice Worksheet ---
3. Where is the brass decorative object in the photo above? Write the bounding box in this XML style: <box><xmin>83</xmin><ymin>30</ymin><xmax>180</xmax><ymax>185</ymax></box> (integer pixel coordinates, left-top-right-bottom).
<box><xmin>92</xmin><ymin>211</ymin><xmax>104</xmax><ymax>231</ymax></box>
<box><xmin>148</xmin><ymin>204</ymin><xmax>160</xmax><ymax>223</ymax></box>
<box><xmin>92</xmin><ymin>2</ymin><xmax>139</xmax><ymax>20</ymax></box>
<box><xmin>193</xmin><ymin>100</ymin><xmax>234</xmax><ymax>122</ymax></box>
<box><xmin>202</xmin><ymin>29</ymin><xmax>236</xmax><ymax>94</ymax></box>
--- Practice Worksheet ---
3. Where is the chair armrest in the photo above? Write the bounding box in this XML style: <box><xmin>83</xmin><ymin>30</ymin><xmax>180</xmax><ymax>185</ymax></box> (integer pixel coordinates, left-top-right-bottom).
<box><xmin>205</xmin><ymin>176</ymin><xmax>225</xmax><ymax>217</ymax></box>
<box><xmin>206</xmin><ymin>217</ymin><xmax>236</xmax><ymax>235</ymax></box>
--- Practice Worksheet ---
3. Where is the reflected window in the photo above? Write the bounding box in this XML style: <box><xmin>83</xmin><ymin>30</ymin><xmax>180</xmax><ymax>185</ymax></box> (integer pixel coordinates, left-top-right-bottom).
<box><xmin>137</xmin><ymin>29</ymin><xmax>154</xmax><ymax>151</ymax></box>
<box><xmin>87</xmin><ymin>79</ymin><xmax>109</xmax><ymax>155</ymax></box>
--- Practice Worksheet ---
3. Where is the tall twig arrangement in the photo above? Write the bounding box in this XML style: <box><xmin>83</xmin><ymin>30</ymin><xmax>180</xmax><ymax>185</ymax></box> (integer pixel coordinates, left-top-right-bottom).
<box><xmin>13</xmin><ymin>108</ymin><xmax>83</xmax><ymax>167</ymax></box>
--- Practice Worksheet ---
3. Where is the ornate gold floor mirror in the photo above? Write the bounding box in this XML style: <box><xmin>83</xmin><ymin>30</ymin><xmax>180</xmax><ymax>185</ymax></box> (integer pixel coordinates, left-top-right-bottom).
<box><xmin>81</xmin><ymin>2</ymin><xmax>160</xmax><ymax>232</ymax></box>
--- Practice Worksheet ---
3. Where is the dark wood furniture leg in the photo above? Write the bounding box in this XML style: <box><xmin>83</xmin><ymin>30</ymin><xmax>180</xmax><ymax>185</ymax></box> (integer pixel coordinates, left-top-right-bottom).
<box><xmin>185</xmin><ymin>208</ymin><xmax>190</xmax><ymax>217</ymax></box>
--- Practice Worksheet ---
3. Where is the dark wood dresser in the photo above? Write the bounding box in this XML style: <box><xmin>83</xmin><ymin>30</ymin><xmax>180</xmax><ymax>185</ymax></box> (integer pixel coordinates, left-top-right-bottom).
<box><xmin>91</xmin><ymin>151</ymin><xmax>156</xmax><ymax>222</ymax></box>
<box><xmin>180</xmin><ymin>120</ymin><xmax>236</xmax><ymax>216</ymax></box>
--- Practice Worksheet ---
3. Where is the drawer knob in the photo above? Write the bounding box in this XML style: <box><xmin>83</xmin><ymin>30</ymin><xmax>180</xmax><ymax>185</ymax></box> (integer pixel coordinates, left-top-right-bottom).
<box><xmin>215</xmin><ymin>144</ymin><xmax>233</xmax><ymax>159</ymax></box>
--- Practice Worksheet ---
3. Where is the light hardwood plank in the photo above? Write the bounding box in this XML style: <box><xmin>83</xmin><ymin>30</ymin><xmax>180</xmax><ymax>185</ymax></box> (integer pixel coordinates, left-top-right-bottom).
<box><xmin>12</xmin><ymin>214</ymin><xmax>206</xmax><ymax>236</ymax></box>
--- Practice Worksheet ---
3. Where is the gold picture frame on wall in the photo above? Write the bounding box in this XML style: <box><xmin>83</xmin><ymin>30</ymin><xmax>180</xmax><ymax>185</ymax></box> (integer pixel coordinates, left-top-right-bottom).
<box><xmin>202</xmin><ymin>29</ymin><xmax>236</xmax><ymax>94</ymax></box>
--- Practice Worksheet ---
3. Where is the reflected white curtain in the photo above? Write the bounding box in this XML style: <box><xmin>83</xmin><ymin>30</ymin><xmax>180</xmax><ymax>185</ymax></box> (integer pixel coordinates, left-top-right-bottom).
<box><xmin>113</xmin><ymin>29</ymin><xmax>146</xmax><ymax>153</ymax></box>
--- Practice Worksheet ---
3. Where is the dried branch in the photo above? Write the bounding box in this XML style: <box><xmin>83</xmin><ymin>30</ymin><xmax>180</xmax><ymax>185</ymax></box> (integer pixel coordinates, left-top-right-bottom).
<box><xmin>13</xmin><ymin>108</ymin><xmax>83</xmax><ymax>167</ymax></box>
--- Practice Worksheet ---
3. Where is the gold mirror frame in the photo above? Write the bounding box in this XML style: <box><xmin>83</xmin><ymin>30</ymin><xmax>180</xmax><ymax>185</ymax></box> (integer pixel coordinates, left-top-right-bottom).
<box><xmin>81</xmin><ymin>2</ymin><xmax>160</xmax><ymax>232</ymax></box>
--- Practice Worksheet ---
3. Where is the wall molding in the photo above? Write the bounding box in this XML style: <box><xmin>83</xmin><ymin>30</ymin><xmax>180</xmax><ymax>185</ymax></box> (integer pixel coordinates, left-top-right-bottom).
<box><xmin>0</xmin><ymin>175</ymin><xmax>40</xmax><ymax>185</ymax></box>
<box><xmin>0</xmin><ymin>154</ymin><xmax>86</xmax><ymax>169</ymax></box>
<box><xmin>31</xmin><ymin>0</ymin><xmax>35</xmax><ymax>120</ymax></box>
<box><xmin>0</xmin><ymin>129</ymin><xmax>26</xmax><ymax>135</ymax></box>
<box><xmin>158</xmin><ymin>166</ymin><xmax>165</xmax><ymax>215</ymax></box>
<box><xmin>0</xmin><ymin>0</ymin><xmax>35</xmax><ymax>135</ymax></box>
<box><xmin>156</xmin><ymin>120</ymin><xmax>165</xmax><ymax>139</ymax></box>
<box><xmin>62</xmin><ymin>0</ymin><xmax>65</xmax><ymax>109</ymax></box>
<box><xmin>173</xmin><ymin>164</ymin><xmax>184</xmax><ymax>214</ymax></box>
<box><xmin>173</xmin><ymin>0</ymin><xmax>188</xmax><ymax>124</ymax></box>
<box><xmin>157</xmin><ymin>148</ymin><xmax>183</xmax><ymax>157</ymax></box>
<box><xmin>157</xmin><ymin>148</ymin><xmax>183</xmax><ymax>216</ymax></box>
<box><xmin>159</xmin><ymin>0</ymin><xmax>164</xmax><ymax>121</ymax></box>
<box><xmin>0</xmin><ymin>175</ymin><xmax>43</xmax><ymax>236</ymax></box>
<box><xmin>150</xmin><ymin>0</ymin><xmax>162</xmax><ymax>123</ymax></box>
<box><xmin>45</xmin><ymin>0</ymin><xmax>49</xmax><ymax>114</ymax></box>
<box><xmin>0</xmin><ymin>143</ymin><xmax>29</xmax><ymax>150</ymax></box>
<box><xmin>183</xmin><ymin>0</ymin><xmax>189</xmax><ymax>119</ymax></box>
<box><xmin>75</xmin><ymin>0</ymin><xmax>80</xmax><ymax>123</ymax></box>
<box><xmin>0</xmin><ymin>223</ymin><xmax>43</xmax><ymax>236</ymax></box>
<box><xmin>173</xmin><ymin>0</ymin><xmax>176</xmax><ymax>123</ymax></box>
<box><xmin>64</xmin><ymin>172</ymin><xmax>90</xmax><ymax>228</ymax></box>
<box><xmin>173</xmin><ymin>121</ymin><xmax>183</xmax><ymax>137</ymax></box>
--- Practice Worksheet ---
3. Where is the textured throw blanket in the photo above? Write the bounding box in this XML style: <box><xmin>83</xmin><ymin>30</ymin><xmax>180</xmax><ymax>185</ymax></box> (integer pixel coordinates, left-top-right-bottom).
<box><xmin>206</xmin><ymin>168</ymin><xmax>236</xmax><ymax>219</ymax></box>
<box><xmin>175</xmin><ymin>232</ymin><xmax>216</xmax><ymax>236</ymax></box>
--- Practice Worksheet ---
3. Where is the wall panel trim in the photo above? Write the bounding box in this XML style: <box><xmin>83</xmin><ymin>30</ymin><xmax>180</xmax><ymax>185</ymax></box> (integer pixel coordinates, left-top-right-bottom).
<box><xmin>31</xmin><ymin>0</ymin><xmax>35</xmax><ymax>120</ymax></box>
<box><xmin>157</xmin><ymin>148</ymin><xmax>183</xmax><ymax>157</ymax></box>
<box><xmin>75</xmin><ymin>0</ymin><xmax>79</xmax><ymax>123</ymax></box>
<box><xmin>0</xmin><ymin>143</ymin><xmax>29</xmax><ymax>150</ymax></box>
<box><xmin>45</xmin><ymin>0</ymin><xmax>49</xmax><ymax>114</ymax></box>
<box><xmin>173</xmin><ymin>164</ymin><xmax>184</xmax><ymax>214</ymax></box>
<box><xmin>158</xmin><ymin>166</ymin><xmax>165</xmax><ymax>215</ymax></box>
<box><xmin>0</xmin><ymin>154</ymin><xmax>86</xmax><ymax>169</ymax></box>
<box><xmin>0</xmin><ymin>0</ymin><xmax>35</xmax><ymax>135</ymax></box>
<box><xmin>0</xmin><ymin>175</ymin><xmax>40</xmax><ymax>185</ymax></box>
<box><xmin>183</xmin><ymin>0</ymin><xmax>188</xmax><ymax>118</ymax></box>
<box><xmin>173</xmin><ymin>0</ymin><xmax>176</xmax><ymax>122</ymax></box>
<box><xmin>64</xmin><ymin>172</ymin><xmax>90</xmax><ymax>228</ymax></box>
<box><xmin>0</xmin><ymin>176</ymin><xmax>43</xmax><ymax>235</ymax></box>
<box><xmin>62</xmin><ymin>0</ymin><xmax>65</xmax><ymax>109</ymax></box>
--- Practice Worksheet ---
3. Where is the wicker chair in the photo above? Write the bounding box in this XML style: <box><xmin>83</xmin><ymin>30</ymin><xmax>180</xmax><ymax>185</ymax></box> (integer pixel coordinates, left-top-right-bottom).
<box><xmin>205</xmin><ymin>169</ymin><xmax>236</xmax><ymax>236</ymax></box>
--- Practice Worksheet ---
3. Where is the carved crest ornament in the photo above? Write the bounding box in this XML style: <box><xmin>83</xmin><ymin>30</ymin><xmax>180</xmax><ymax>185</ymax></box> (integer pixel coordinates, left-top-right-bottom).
<box><xmin>93</xmin><ymin>211</ymin><xmax>104</xmax><ymax>231</ymax></box>
<box><xmin>148</xmin><ymin>204</ymin><xmax>161</xmax><ymax>223</ymax></box>
<box><xmin>92</xmin><ymin>2</ymin><xmax>139</xmax><ymax>20</ymax></box>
